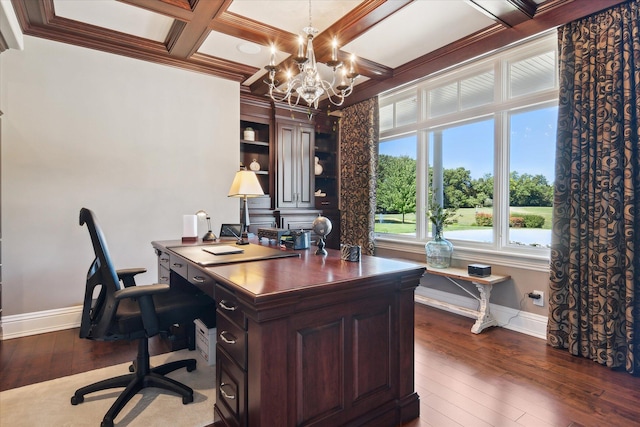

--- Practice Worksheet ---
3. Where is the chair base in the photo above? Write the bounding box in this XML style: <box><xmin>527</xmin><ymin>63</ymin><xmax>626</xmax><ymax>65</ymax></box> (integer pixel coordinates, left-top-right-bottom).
<box><xmin>71</xmin><ymin>338</ymin><xmax>196</xmax><ymax>427</ymax></box>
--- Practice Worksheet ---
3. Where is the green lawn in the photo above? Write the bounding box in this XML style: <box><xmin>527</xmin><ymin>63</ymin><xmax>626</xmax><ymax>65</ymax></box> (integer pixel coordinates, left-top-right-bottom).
<box><xmin>375</xmin><ymin>206</ymin><xmax>552</xmax><ymax>234</ymax></box>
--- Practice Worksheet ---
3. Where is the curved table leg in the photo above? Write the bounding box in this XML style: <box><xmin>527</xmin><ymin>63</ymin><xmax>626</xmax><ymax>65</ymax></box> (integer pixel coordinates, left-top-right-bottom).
<box><xmin>471</xmin><ymin>282</ymin><xmax>497</xmax><ymax>334</ymax></box>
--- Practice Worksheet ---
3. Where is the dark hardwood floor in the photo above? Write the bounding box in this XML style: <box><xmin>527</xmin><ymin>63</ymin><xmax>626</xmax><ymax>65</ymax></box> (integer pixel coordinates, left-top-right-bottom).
<box><xmin>2</xmin><ymin>303</ymin><xmax>639</xmax><ymax>426</ymax></box>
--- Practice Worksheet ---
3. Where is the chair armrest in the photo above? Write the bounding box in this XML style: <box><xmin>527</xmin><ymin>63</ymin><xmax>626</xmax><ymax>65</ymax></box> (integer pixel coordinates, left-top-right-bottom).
<box><xmin>117</xmin><ymin>268</ymin><xmax>147</xmax><ymax>288</ymax></box>
<box><xmin>114</xmin><ymin>283</ymin><xmax>170</xmax><ymax>337</ymax></box>
<box><xmin>114</xmin><ymin>283</ymin><xmax>169</xmax><ymax>301</ymax></box>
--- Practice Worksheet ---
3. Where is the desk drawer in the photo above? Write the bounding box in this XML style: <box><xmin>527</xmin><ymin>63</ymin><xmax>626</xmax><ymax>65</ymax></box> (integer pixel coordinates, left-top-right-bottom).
<box><xmin>216</xmin><ymin>285</ymin><xmax>245</xmax><ymax>328</ymax></box>
<box><xmin>158</xmin><ymin>264</ymin><xmax>170</xmax><ymax>284</ymax></box>
<box><xmin>217</xmin><ymin>313</ymin><xmax>247</xmax><ymax>370</ymax></box>
<box><xmin>215</xmin><ymin>349</ymin><xmax>246</xmax><ymax>427</ymax></box>
<box><xmin>157</xmin><ymin>250</ymin><xmax>170</xmax><ymax>269</ymax></box>
<box><xmin>187</xmin><ymin>264</ymin><xmax>215</xmax><ymax>299</ymax></box>
<box><xmin>169</xmin><ymin>253</ymin><xmax>188</xmax><ymax>279</ymax></box>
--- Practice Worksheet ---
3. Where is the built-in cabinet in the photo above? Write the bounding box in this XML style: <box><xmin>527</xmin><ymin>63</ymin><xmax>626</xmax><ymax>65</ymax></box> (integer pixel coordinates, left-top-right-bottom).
<box><xmin>240</xmin><ymin>95</ymin><xmax>340</xmax><ymax>246</ymax></box>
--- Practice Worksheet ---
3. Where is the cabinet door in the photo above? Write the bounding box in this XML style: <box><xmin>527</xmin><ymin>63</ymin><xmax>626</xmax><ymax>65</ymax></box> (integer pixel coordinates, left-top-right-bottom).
<box><xmin>276</xmin><ymin>122</ymin><xmax>314</xmax><ymax>209</ymax></box>
<box><xmin>287</xmin><ymin>293</ymin><xmax>397</xmax><ymax>426</ymax></box>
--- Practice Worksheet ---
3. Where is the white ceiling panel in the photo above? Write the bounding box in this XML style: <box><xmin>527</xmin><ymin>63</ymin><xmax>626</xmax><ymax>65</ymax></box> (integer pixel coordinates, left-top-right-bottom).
<box><xmin>53</xmin><ymin>0</ymin><xmax>173</xmax><ymax>42</ymax></box>
<box><xmin>227</xmin><ymin>0</ymin><xmax>361</xmax><ymax>35</ymax></box>
<box><xmin>343</xmin><ymin>1</ymin><xmax>495</xmax><ymax>68</ymax></box>
<box><xmin>199</xmin><ymin>31</ymin><xmax>289</xmax><ymax>69</ymax></box>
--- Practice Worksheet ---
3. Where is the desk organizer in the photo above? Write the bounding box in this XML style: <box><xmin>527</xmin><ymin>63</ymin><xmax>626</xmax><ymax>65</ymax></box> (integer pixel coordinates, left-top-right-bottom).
<box><xmin>257</xmin><ymin>227</ymin><xmax>288</xmax><ymax>243</ymax></box>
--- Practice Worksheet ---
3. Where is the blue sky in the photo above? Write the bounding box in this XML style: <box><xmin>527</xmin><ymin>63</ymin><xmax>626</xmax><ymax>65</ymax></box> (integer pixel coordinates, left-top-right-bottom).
<box><xmin>379</xmin><ymin>106</ymin><xmax>557</xmax><ymax>181</ymax></box>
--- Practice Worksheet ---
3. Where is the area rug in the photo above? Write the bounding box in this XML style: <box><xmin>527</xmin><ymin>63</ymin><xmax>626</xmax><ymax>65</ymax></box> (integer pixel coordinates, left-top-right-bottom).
<box><xmin>0</xmin><ymin>350</ymin><xmax>216</xmax><ymax>426</ymax></box>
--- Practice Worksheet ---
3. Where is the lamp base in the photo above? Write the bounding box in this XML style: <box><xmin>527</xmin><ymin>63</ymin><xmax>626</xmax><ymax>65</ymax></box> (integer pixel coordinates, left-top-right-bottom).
<box><xmin>202</xmin><ymin>231</ymin><xmax>217</xmax><ymax>241</ymax></box>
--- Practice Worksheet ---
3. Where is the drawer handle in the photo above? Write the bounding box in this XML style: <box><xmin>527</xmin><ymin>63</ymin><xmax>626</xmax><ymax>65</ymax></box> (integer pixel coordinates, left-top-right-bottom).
<box><xmin>172</xmin><ymin>263</ymin><xmax>183</xmax><ymax>268</ymax></box>
<box><xmin>219</xmin><ymin>300</ymin><xmax>237</xmax><ymax>311</ymax></box>
<box><xmin>220</xmin><ymin>383</ymin><xmax>236</xmax><ymax>400</ymax></box>
<box><xmin>192</xmin><ymin>276</ymin><xmax>206</xmax><ymax>283</ymax></box>
<box><xmin>160</xmin><ymin>257</ymin><xmax>169</xmax><ymax>262</ymax></box>
<box><xmin>160</xmin><ymin>276</ymin><xmax>169</xmax><ymax>282</ymax></box>
<box><xmin>219</xmin><ymin>331</ymin><xmax>237</xmax><ymax>344</ymax></box>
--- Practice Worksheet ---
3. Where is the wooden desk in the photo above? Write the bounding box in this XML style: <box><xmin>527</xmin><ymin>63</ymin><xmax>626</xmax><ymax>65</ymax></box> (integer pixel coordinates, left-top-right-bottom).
<box><xmin>421</xmin><ymin>267</ymin><xmax>510</xmax><ymax>334</ymax></box>
<box><xmin>152</xmin><ymin>240</ymin><xmax>425</xmax><ymax>427</ymax></box>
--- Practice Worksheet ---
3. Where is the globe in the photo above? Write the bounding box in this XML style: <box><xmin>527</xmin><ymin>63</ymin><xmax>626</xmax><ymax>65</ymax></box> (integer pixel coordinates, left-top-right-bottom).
<box><xmin>312</xmin><ymin>215</ymin><xmax>332</xmax><ymax>255</ymax></box>
<box><xmin>312</xmin><ymin>215</ymin><xmax>332</xmax><ymax>237</ymax></box>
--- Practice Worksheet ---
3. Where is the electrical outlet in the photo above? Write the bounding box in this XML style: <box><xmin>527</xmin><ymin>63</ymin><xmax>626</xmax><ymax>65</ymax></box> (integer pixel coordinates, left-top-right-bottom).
<box><xmin>532</xmin><ymin>290</ymin><xmax>544</xmax><ymax>307</ymax></box>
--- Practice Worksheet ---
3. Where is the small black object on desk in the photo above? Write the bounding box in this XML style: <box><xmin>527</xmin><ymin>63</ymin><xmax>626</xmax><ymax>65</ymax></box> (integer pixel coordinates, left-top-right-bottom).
<box><xmin>468</xmin><ymin>263</ymin><xmax>491</xmax><ymax>277</ymax></box>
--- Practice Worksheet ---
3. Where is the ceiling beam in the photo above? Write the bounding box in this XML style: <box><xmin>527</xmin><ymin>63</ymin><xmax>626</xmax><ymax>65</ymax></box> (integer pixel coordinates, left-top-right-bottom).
<box><xmin>165</xmin><ymin>0</ymin><xmax>229</xmax><ymax>58</ymax></box>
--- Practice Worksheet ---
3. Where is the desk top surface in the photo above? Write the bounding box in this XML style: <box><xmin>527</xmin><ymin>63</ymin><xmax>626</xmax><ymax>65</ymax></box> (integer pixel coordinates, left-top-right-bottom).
<box><xmin>153</xmin><ymin>239</ymin><xmax>425</xmax><ymax>302</ymax></box>
<box><xmin>168</xmin><ymin>242</ymin><xmax>300</xmax><ymax>266</ymax></box>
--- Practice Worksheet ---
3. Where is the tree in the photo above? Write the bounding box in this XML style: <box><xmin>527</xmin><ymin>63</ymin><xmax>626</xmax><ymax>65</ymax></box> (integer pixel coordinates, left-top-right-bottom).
<box><xmin>376</xmin><ymin>154</ymin><xmax>416</xmax><ymax>222</ymax></box>
<box><xmin>443</xmin><ymin>167</ymin><xmax>473</xmax><ymax>208</ymax></box>
<box><xmin>472</xmin><ymin>173</ymin><xmax>494</xmax><ymax>207</ymax></box>
<box><xmin>510</xmin><ymin>172</ymin><xmax>553</xmax><ymax>206</ymax></box>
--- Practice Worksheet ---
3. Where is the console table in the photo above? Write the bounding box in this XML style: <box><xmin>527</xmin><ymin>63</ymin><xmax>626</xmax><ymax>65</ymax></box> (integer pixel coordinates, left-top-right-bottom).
<box><xmin>152</xmin><ymin>240</ymin><xmax>425</xmax><ymax>427</ymax></box>
<box><xmin>420</xmin><ymin>266</ymin><xmax>510</xmax><ymax>334</ymax></box>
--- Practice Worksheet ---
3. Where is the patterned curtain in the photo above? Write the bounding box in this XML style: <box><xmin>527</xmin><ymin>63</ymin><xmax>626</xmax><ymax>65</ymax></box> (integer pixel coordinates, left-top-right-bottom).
<box><xmin>339</xmin><ymin>97</ymin><xmax>379</xmax><ymax>255</ymax></box>
<box><xmin>548</xmin><ymin>0</ymin><xmax>640</xmax><ymax>374</ymax></box>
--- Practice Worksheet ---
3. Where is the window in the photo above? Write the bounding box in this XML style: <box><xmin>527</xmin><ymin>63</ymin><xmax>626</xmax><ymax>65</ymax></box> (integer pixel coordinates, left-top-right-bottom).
<box><xmin>376</xmin><ymin>33</ymin><xmax>558</xmax><ymax>264</ymax></box>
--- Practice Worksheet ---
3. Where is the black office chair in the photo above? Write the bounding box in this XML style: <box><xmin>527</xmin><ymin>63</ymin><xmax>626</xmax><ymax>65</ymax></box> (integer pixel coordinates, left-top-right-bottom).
<box><xmin>71</xmin><ymin>208</ymin><xmax>214</xmax><ymax>427</ymax></box>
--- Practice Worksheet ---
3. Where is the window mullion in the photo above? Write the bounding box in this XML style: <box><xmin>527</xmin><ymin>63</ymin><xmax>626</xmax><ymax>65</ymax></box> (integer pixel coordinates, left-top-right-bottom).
<box><xmin>417</xmin><ymin>130</ymin><xmax>428</xmax><ymax>239</ymax></box>
<box><xmin>494</xmin><ymin>111</ymin><xmax>509</xmax><ymax>250</ymax></box>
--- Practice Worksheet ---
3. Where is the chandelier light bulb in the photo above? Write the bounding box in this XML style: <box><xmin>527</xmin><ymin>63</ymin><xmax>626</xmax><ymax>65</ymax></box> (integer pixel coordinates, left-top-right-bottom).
<box><xmin>269</xmin><ymin>44</ymin><xmax>276</xmax><ymax>66</ymax></box>
<box><xmin>331</xmin><ymin>38</ymin><xmax>338</xmax><ymax>62</ymax></box>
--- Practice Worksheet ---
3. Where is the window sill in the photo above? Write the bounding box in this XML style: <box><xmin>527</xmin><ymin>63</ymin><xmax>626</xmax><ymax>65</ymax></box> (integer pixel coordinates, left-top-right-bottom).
<box><xmin>375</xmin><ymin>236</ymin><xmax>550</xmax><ymax>272</ymax></box>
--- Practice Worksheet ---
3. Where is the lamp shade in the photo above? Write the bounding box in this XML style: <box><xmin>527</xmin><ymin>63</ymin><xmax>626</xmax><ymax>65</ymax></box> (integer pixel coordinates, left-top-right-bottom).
<box><xmin>228</xmin><ymin>170</ymin><xmax>264</xmax><ymax>198</ymax></box>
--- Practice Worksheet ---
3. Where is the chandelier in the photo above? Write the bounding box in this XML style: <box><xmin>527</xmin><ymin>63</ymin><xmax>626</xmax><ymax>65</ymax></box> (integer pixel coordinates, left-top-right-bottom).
<box><xmin>264</xmin><ymin>0</ymin><xmax>358</xmax><ymax>108</ymax></box>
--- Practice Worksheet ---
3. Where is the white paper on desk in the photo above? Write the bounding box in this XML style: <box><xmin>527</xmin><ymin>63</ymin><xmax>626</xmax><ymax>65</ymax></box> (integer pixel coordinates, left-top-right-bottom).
<box><xmin>183</xmin><ymin>215</ymin><xmax>197</xmax><ymax>238</ymax></box>
<box><xmin>202</xmin><ymin>245</ymin><xmax>244</xmax><ymax>255</ymax></box>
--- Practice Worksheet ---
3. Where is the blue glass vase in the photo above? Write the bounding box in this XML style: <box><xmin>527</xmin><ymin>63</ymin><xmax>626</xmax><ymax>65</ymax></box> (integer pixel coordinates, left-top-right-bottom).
<box><xmin>425</xmin><ymin>227</ymin><xmax>453</xmax><ymax>268</ymax></box>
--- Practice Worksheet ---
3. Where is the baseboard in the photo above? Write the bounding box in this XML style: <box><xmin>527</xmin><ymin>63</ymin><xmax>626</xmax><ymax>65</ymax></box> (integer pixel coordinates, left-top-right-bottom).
<box><xmin>415</xmin><ymin>287</ymin><xmax>548</xmax><ymax>340</ymax></box>
<box><xmin>1</xmin><ymin>289</ymin><xmax>548</xmax><ymax>341</ymax></box>
<box><xmin>0</xmin><ymin>305</ymin><xmax>82</xmax><ymax>340</ymax></box>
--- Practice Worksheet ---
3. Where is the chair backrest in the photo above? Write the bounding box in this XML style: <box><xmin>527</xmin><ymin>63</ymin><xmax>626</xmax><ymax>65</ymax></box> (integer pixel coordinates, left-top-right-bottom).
<box><xmin>78</xmin><ymin>208</ymin><xmax>123</xmax><ymax>339</ymax></box>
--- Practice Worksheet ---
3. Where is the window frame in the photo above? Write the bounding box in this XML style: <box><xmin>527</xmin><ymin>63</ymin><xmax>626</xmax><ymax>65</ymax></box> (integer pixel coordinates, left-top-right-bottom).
<box><xmin>376</xmin><ymin>32</ymin><xmax>558</xmax><ymax>271</ymax></box>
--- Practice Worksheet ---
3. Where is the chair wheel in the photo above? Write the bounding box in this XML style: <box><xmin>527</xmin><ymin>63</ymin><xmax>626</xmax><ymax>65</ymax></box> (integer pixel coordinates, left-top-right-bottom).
<box><xmin>182</xmin><ymin>394</ymin><xmax>194</xmax><ymax>404</ymax></box>
<box><xmin>129</xmin><ymin>364</ymin><xmax>135</xmax><ymax>372</ymax></box>
<box><xmin>187</xmin><ymin>365</ymin><xmax>196</xmax><ymax>372</ymax></box>
<box><xmin>70</xmin><ymin>395</ymin><xmax>83</xmax><ymax>405</ymax></box>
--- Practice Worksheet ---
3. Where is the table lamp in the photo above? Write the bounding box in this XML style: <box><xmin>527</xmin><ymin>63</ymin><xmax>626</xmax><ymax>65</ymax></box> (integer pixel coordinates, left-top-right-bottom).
<box><xmin>195</xmin><ymin>210</ymin><xmax>217</xmax><ymax>241</ymax></box>
<box><xmin>228</xmin><ymin>169</ymin><xmax>264</xmax><ymax>245</ymax></box>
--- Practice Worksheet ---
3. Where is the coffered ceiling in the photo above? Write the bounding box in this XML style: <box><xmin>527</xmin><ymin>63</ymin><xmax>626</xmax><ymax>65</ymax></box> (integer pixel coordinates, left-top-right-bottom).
<box><xmin>3</xmin><ymin>0</ymin><xmax>626</xmax><ymax>108</ymax></box>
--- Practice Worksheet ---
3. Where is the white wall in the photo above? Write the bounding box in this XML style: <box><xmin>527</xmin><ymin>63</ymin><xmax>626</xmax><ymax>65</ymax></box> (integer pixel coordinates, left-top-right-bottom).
<box><xmin>0</xmin><ymin>36</ymin><xmax>240</xmax><ymax>316</ymax></box>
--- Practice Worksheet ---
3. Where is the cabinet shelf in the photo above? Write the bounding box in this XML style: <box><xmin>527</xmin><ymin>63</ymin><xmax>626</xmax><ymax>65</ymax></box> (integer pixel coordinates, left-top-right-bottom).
<box><xmin>241</xmin><ymin>139</ymin><xmax>269</xmax><ymax>147</ymax></box>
